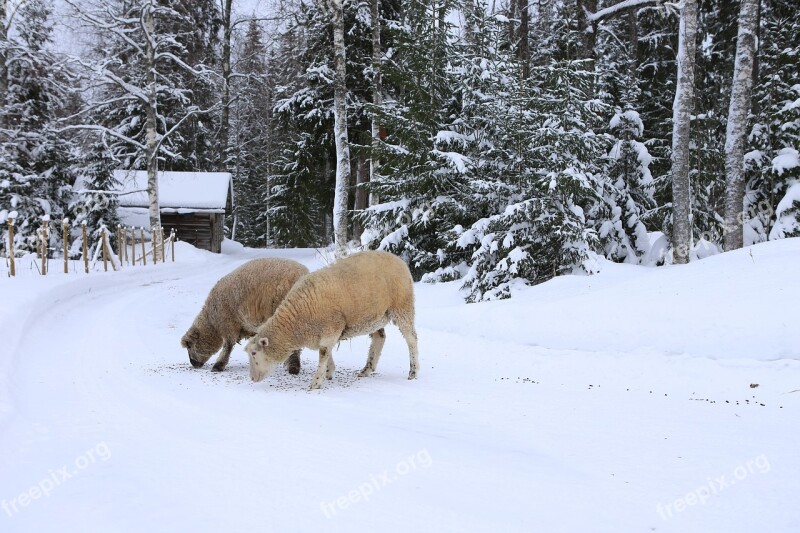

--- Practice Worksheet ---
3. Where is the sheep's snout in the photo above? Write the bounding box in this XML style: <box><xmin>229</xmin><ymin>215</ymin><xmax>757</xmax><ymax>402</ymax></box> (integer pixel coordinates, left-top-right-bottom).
<box><xmin>189</xmin><ymin>356</ymin><xmax>205</xmax><ymax>369</ymax></box>
<box><xmin>247</xmin><ymin>348</ymin><xmax>278</xmax><ymax>382</ymax></box>
<box><xmin>249</xmin><ymin>356</ymin><xmax>269</xmax><ymax>382</ymax></box>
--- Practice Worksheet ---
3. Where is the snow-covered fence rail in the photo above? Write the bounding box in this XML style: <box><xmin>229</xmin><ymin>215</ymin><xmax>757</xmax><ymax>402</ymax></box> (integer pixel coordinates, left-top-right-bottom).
<box><xmin>2</xmin><ymin>217</ymin><xmax>178</xmax><ymax>278</ymax></box>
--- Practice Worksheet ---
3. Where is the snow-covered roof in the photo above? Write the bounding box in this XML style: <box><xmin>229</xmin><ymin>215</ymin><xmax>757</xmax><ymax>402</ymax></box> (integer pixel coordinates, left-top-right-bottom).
<box><xmin>77</xmin><ymin>171</ymin><xmax>233</xmax><ymax>213</ymax></box>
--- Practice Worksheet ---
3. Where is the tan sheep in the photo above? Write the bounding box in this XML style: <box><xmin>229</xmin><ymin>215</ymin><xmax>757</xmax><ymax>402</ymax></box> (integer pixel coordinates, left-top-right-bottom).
<box><xmin>181</xmin><ymin>258</ymin><xmax>309</xmax><ymax>373</ymax></box>
<box><xmin>244</xmin><ymin>250</ymin><xmax>419</xmax><ymax>390</ymax></box>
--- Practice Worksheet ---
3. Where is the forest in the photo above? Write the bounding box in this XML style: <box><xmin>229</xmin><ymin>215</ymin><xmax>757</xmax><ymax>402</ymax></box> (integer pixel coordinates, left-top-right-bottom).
<box><xmin>0</xmin><ymin>0</ymin><xmax>798</xmax><ymax>301</ymax></box>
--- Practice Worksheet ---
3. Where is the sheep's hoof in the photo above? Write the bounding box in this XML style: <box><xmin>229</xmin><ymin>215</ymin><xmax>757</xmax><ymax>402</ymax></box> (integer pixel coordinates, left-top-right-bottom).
<box><xmin>211</xmin><ymin>364</ymin><xmax>226</xmax><ymax>372</ymax></box>
<box><xmin>285</xmin><ymin>352</ymin><xmax>301</xmax><ymax>375</ymax></box>
<box><xmin>408</xmin><ymin>371</ymin><xmax>417</xmax><ymax>380</ymax></box>
<box><xmin>357</xmin><ymin>369</ymin><xmax>372</xmax><ymax>378</ymax></box>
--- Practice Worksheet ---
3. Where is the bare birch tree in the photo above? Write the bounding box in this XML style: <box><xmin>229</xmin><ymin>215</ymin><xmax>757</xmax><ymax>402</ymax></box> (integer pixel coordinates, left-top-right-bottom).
<box><xmin>0</xmin><ymin>0</ymin><xmax>6</xmax><ymax>125</ymax></box>
<box><xmin>723</xmin><ymin>0</ymin><xmax>759</xmax><ymax>251</ymax></box>
<box><xmin>317</xmin><ymin>0</ymin><xmax>351</xmax><ymax>257</ymax></box>
<box><xmin>369</xmin><ymin>0</ymin><xmax>382</xmax><ymax>207</ymax></box>
<box><xmin>220</xmin><ymin>0</ymin><xmax>233</xmax><ymax>170</ymax></box>
<box><xmin>62</xmin><ymin>0</ymin><xmax>218</xmax><ymax>231</ymax></box>
<box><xmin>670</xmin><ymin>0</ymin><xmax>699</xmax><ymax>264</ymax></box>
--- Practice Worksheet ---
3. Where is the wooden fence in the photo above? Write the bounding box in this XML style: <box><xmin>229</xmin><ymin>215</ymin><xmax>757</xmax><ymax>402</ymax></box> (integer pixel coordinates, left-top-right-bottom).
<box><xmin>3</xmin><ymin>217</ymin><xmax>178</xmax><ymax>278</ymax></box>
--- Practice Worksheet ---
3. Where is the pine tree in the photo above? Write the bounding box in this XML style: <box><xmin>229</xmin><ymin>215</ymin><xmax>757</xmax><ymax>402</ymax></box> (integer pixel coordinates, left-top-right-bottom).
<box><xmin>228</xmin><ymin>20</ymin><xmax>272</xmax><ymax>246</ymax></box>
<box><xmin>267</xmin><ymin>2</ymin><xmax>334</xmax><ymax>247</ymax></box>
<box><xmin>636</xmin><ymin>4</ymin><xmax>678</xmax><ymax>231</ymax></box>
<box><xmin>358</xmin><ymin>0</ymin><xmax>466</xmax><ymax>277</ymax></box>
<box><xmin>267</xmin><ymin>0</ymin><xmax>395</xmax><ymax>247</ymax></box>
<box><xmin>602</xmin><ymin>109</ymin><xmax>655</xmax><ymax>262</ymax></box>
<box><xmin>0</xmin><ymin>0</ymin><xmax>78</xmax><ymax>255</ymax></box>
<box><xmin>70</xmin><ymin>142</ymin><xmax>121</xmax><ymax>256</ymax></box>
<box><xmin>748</xmin><ymin>0</ymin><xmax>800</xmax><ymax>243</ymax></box>
<box><xmin>460</xmin><ymin>61</ymin><xmax>611</xmax><ymax>301</ymax></box>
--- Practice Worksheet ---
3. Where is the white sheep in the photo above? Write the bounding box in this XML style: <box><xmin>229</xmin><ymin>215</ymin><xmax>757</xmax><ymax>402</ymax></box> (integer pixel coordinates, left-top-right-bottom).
<box><xmin>244</xmin><ymin>250</ymin><xmax>419</xmax><ymax>390</ymax></box>
<box><xmin>181</xmin><ymin>258</ymin><xmax>309</xmax><ymax>373</ymax></box>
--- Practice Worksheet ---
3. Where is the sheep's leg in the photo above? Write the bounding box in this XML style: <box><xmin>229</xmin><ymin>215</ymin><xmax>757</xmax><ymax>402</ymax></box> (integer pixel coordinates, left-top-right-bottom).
<box><xmin>311</xmin><ymin>346</ymin><xmax>333</xmax><ymax>390</ymax></box>
<box><xmin>358</xmin><ymin>328</ymin><xmax>386</xmax><ymax>377</ymax></box>
<box><xmin>212</xmin><ymin>340</ymin><xmax>234</xmax><ymax>372</ymax></box>
<box><xmin>397</xmin><ymin>321</ymin><xmax>419</xmax><ymax>380</ymax></box>
<box><xmin>326</xmin><ymin>354</ymin><xmax>336</xmax><ymax>380</ymax></box>
<box><xmin>284</xmin><ymin>350</ymin><xmax>302</xmax><ymax>375</ymax></box>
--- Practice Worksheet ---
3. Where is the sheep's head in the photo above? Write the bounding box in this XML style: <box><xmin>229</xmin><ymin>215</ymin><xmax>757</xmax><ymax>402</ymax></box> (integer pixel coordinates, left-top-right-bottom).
<box><xmin>244</xmin><ymin>334</ymin><xmax>282</xmax><ymax>382</ymax></box>
<box><xmin>181</xmin><ymin>325</ymin><xmax>222</xmax><ymax>369</ymax></box>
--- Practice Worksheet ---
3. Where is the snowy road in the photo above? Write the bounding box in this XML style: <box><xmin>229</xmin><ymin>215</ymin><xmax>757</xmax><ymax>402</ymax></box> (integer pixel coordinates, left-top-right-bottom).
<box><xmin>1</xmin><ymin>241</ymin><xmax>799</xmax><ymax>532</ymax></box>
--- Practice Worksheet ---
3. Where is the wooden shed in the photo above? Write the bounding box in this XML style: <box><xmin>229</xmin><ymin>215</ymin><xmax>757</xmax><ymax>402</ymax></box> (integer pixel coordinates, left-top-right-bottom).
<box><xmin>111</xmin><ymin>170</ymin><xmax>234</xmax><ymax>253</ymax></box>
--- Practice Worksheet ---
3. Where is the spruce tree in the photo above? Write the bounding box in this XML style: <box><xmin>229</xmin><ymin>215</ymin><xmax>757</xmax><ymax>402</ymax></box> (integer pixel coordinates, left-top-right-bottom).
<box><xmin>0</xmin><ymin>0</ymin><xmax>78</xmax><ymax>255</ymax></box>
<box><xmin>748</xmin><ymin>0</ymin><xmax>800</xmax><ymax>243</ymax></box>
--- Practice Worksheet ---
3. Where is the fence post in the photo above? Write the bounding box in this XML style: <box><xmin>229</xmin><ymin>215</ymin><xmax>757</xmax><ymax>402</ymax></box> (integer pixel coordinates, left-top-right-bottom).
<box><xmin>7</xmin><ymin>216</ymin><xmax>16</xmax><ymax>277</ymax></box>
<box><xmin>63</xmin><ymin>218</ymin><xmax>69</xmax><ymax>274</ymax></box>
<box><xmin>101</xmin><ymin>227</ymin><xmax>108</xmax><ymax>272</ymax></box>
<box><xmin>116</xmin><ymin>225</ymin><xmax>122</xmax><ymax>266</ymax></box>
<box><xmin>130</xmin><ymin>228</ymin><xmax>136</xmax><ymax>266</ymax></box>
<box><xmin>40</xmin><ymin>222</ymin><xmax>48</xmax><ymax>276</ymax></box>
<box><xmin>82</xmin><ymin>222</ymin><xmax>89</xmax><ymax>273</ymax></box>
<box><xmin>171</xmin><ymin>229</ymin><xmax>175</xmax><ymax>262</ymax></box>
<box><xmin>152</xmin><ymin>226</ymin><xmax>158</xmax><ymax>265</ymax></box>
<box><xmin>140</xmin><ymin>228</ymin><xmax>146</xmax><ymax>266</ymax></box>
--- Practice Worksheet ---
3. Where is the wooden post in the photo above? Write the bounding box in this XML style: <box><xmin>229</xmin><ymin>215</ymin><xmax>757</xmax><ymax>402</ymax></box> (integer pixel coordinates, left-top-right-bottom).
<box><xmin>171</xmin><ymin>229</ymin><xmax>175</xmax><ymax>262</ymax></box>
<box><xmin>39</xmin><ymin>224</ymin><xmax>44</xmax><ymax>274</ymax></box>
<box><xmin>101</xmin><ymin>227</ymin><xmax>108</xmax><ymax>272</ymax></box>
<box><xmin>122</xmin><ymin>227</ymin><xmax>128</xmax><ymax>265</ymax></box>
<box><xmin>63</xmin><ymin>218</ymin><xmax>69</xmax><ymax>274</ymax></box>
<box><xmin>130</xmin><ymin>228</ymin><xmax>136</xmax><ymax>266</ymax></box>
<box><xmin>160</xmin><ymin>227</ymin><xmax>165</xmax><ymax>263</ymax></box>
<box><xmin>41</xmin><ymin>222</ymin><xmax>48</xmax><ymax>276</ymax></box>
<box><xmin>7</xmin><ymin>216</ymin><xmax>15</xmax><ymax>277</ymax></box>
<box><xmin>116</xmin><ymin>225</ymin><xmax>122</xmax><ymax>266</ymax></box>
<box><xmin>82</xmin><ymin>223</ymin><xmax>89</xmax><ymax>273</ymax></box>
<box><xmin>140</xmin><ymin>228</ymin><xmax>146</xmax><ymax>266</ymax></box>
<box><xmin>152</xmin><ymin>226</ymin><xmax>158</xmax><ymax>265</ymax></box>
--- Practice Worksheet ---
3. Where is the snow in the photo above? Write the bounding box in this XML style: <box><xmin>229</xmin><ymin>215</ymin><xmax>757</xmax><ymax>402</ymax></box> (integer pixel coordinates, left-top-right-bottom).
<box><xmin>75</xmin><ymin>171</ymin><xmax>233</xmax><ymax>212</ymax></box>
<box><xmin>433</xmin><ymin>149</ymin><xmax>471</xmax><ymax>173</ymax></box>
<box><xmin>609</xmin><ymin>109</ymin><xmax>644</xmax><ymax>137</ymax></box>
<box><xmin>771</xmin><ymin>147</ymin><xmax>799</xmax><ymax>176</ymax></box>
<box><xmin>769</xmin><ymin>182</ymin><xmax>800</xmax><ymax>240</ymax></box>
<box><xmin>1</xmin><ymin>238</ymin><xmax>799</xmax><ymax>532</ymax></box>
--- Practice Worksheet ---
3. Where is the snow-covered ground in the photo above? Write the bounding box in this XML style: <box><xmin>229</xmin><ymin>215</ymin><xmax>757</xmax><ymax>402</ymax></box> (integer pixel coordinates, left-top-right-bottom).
<box><xmin>1</xmin><ymin>239</ymin><xmax>798</xmax><ymax>532</ymax></box>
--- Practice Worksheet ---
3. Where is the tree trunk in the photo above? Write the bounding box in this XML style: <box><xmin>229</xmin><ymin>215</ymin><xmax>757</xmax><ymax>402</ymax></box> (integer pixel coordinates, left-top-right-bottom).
<box><xmin>353</xmin><ymin>155</ymin><xmax>368</xmax><ymax>239</ymax></box>
<box><xmin>369</xmin><ymin>0</ymin><xmax>381</xmax><ymax>207</ymax></box>
<box><xmin>144</xmin><ymin>2</ymin><xmax>161</xmax><ymax>231</ymax></box>
<box><xmin>329</xmin><ymin>0</ymin><xmax>351</xmax><ymax>257</ymax></box>
<box><xmin>0</xmin><ymin>0</ymin><xmax>7</xmax><ymax>127</ymax></box>
<box><xmin>670</xmin><ymin>0</ymin><xmax>698</xmax><ymax>264</ymax></box>
<box><xmin>220</xmin><ymin>0</ymin><xmax>233</xmax><ymax>170</ymax></box>
<box><xmin>576</xmin><ymin>0</ymin><xmax>598</xmax><ymax>61</ymax></box>
<box><xmin>628</xmin><ymin>9</ymin><xmax>638</xmax><ymax>69</ymax></box>
<box><xmin>517</xmin><ymin>0</ymin><xmax>529</xmax><ymax>79</ymax></box>
<box><xmin>723</xmin><ymin>0</ymin><xmax>759</xmax><ymax>251</ymax></box>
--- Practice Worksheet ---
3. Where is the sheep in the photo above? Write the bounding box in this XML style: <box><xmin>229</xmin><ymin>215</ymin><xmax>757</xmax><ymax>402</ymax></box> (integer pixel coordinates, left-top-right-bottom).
<box><xmin>244</xmin><ymin>250</ymin><xmax>419</xmax><ymax>390</ymax></box>
<box><xmin>181</xmin><ymin>258</ymin><xmax>309</xmax><ymax>374</ymax></box>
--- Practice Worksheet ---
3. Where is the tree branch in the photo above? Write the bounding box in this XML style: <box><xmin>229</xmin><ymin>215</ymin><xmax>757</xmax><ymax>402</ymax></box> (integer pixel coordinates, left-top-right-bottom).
<box><xmin>587</xmin><ymin>0</ymin><xmax>663</xmax><ymax>23</ymax></box>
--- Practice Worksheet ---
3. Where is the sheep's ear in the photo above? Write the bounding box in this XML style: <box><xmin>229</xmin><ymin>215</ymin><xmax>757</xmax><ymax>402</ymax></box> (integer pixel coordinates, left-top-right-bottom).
<box><xmin>259</xmin><ymin>338</ymin><xmax>269</xmax><ymax>348</ymax></box>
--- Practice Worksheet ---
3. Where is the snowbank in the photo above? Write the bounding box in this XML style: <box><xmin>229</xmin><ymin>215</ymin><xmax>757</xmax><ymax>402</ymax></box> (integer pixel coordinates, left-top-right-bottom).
<box><xmin>421</xmin><ymin>238</ymin><xmax>800</xmax><ymax>362</ymax></box>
